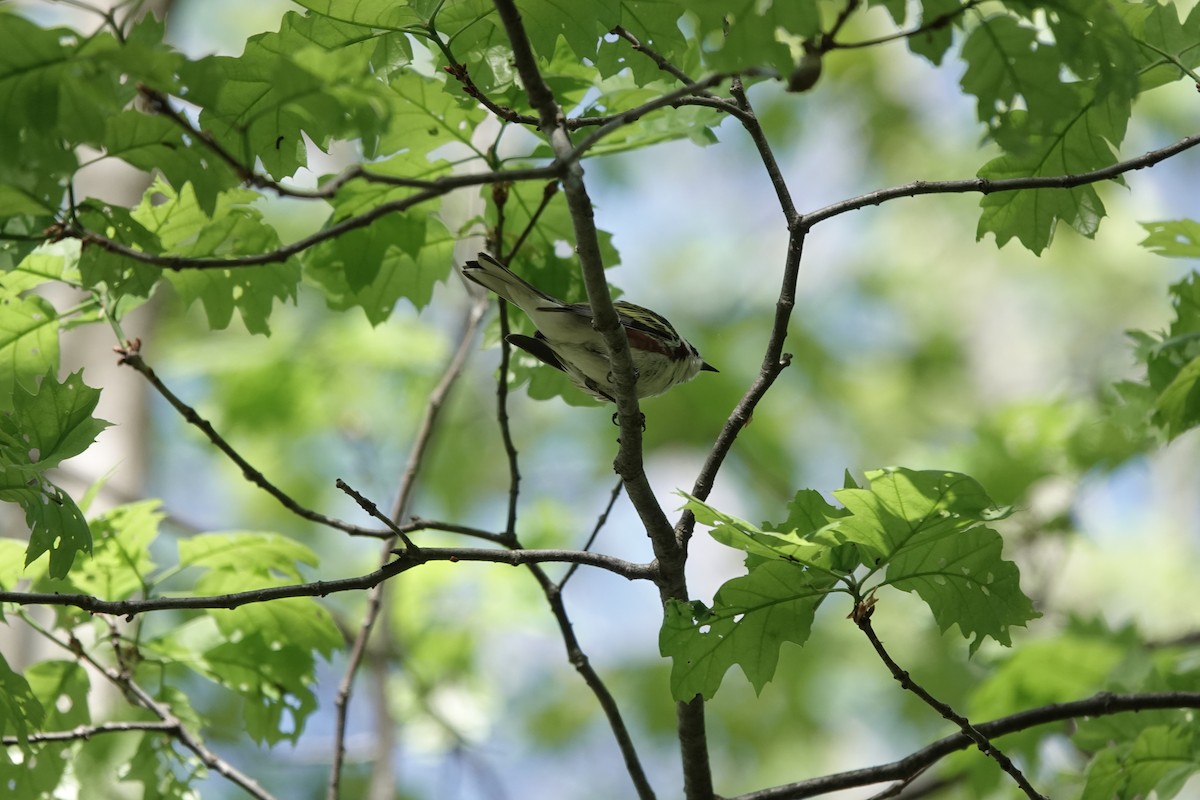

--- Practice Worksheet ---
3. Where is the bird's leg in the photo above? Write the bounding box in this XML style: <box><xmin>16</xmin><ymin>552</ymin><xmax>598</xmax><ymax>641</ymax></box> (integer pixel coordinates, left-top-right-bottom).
<box><xmin>611</xmin><ymin>411</ymin><xmax>647</xmax><ymax>431</ymax></box>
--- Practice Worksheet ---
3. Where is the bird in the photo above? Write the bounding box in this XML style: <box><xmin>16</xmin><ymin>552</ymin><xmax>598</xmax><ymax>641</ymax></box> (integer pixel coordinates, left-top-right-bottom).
<box><xmin>462</xmin><ymin>252</ymin><xmax>717</xmax><ymax>402</ymax></box>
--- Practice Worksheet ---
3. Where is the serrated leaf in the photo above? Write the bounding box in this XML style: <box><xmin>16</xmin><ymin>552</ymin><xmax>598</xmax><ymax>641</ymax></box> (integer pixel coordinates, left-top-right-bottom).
<box><xmin>102</xmin><ymin>111</ymin><xmax>233</xmax><ymax>216</ymax></box>
<box><xmin>5</xmin><ymin>240</ymin><xmax>82</xmax><ymax>295</ymax></box>
<box><xmin>0</xmin><ymin>470</ymin><xmax>91</xmax><ymax>578</ymax></box>
<box><xmin>1153</xmin><ymin>354</ymin><xmax>1200</xmax><ymax>439</ymax></box>
<box><xmin>0</xmin><ymin>293</ymin><xmax>60</xmax><ymax>402</ymax></box>
<box><xmin>293</xmin><ymin>0</ymin><xmax>430</xmax><ymax>28</ymax></box>
<box><xmin>177</xmin><ymin>10</ymin><xmax>399</xmax><ymax>179</ymax></box>
<box><xmin>202</xmin><ymin>632</ymin><xmax>322</xmax><ymax>744</ymax></box>
<box><xmin>131</xmin><ymin>179</ymin><xmax>299</xmax><ymax>334</ymax></box>
<box><xmin>1121</xmin><ymin>0</ymin><xmax>1200</xmax><ymax>92</ymax></box>
<box><xmin>831</xmin><ymin>468</ymin><xmax>1037</xmax><ymax>653</ymax></box>
<box><xmin>307</xmin><ymin>214</ymin><xmax>454</xmax><ymax>323</ymax></box>
<box><xmin>13</xmin><ymin>661</ymin><xmax>92</xmax><ymax>795</ymax></box>
<box><xmin>27</xmin><ymin>660</ymin><xmax>90</xmax><ymax>729</ymax></box>
<box><xmin>679</xmin><ymin>491</ymin><xmax>846</xmax><ymax>572</ymax></box>
<box><xmin>0</xmin><ymin>651</ymin><xmax>44</xmax><ymax>751</ymax></box>
<box><xmin>907</xmin><ymin>0</ymin><xmax>962</xmax><ymax>65</ymax></box>
<box><xmin>976</xmin><ymin>87</ymin><xmax>1130</xmax><ymax>254</ymax></box>
<box><xmin>961</xmin><ymin>16</ymin><xmax>1080</xmax><ymax>130</ymax></box>
<box><xmin>689</xmin><ymin>0</ymin><xmax>819</xmax><ymax>76</ymax></box>
<box><xmin>1081</xmin><ymin>725</ymin><xmax>1200</xmax><ymax>800</ymax></box>
<box><xmin>177</xmin><ymin>531</ymin><xmax>319</xmax><ymax>582</ymax></box>
<box><xmin>519</xmin><ymin>0</ymin><xmax>619</xmax><ymax>64</ymax></box>
<box><xmin>75</xmin><ymin>200</ymin><xmax>163</xmax><ymax>307</ymax></box>
<box><xmin>1140</xmin><ymin>220</ymin><xmax>1200</xmax><ymax>258</ymax></box>
<box><xmin>43</xmin><ymin>501</ymin><xmax>161</xmax><ymax>600</ymax></box>
<box><xmin>1128</xmin><ymin>272</ymin><xmax>1200</xmax><ymax>439</ymax></box>
<box><xmin>661</xmin><ymin>561</ymin><xmax>827</xmax><ymax>701</ymax></box>
<box><xmin>0</xmin><ymin>369</ymin><xmax>110</xmax><ymax>472</ymax></box>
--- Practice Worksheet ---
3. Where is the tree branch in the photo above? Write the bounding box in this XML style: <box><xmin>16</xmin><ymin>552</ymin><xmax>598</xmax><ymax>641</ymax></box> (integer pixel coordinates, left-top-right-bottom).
<box><xmin>685</xmin><ymin>83</ymin><xmax>803</xmax><ymax>542</ymax></box>
<box><xmin>69</xmin><ymin>165</ymin><xmax>561</xmax><ymax>269</ymax></box>
<box><xmin>31</xmin><ymin>620</ymin><xmax>277</xmax><ymax>800</ymax></box>
<box><xmin>800</xmin><ymin>132</ymin><xmax>1200</xmax><ymax>230</ymax></box>
<box><xmin>731</xmin><ymin>691</ymin><xmax>1200</xmax><ymax>800</ymax></box>
<box><xmin>329</xmin><ymin>297</ymin><xmax>486</xmax><ymax>800</ymax></box>
<box><xmin>114</xmin><ymin>340</ymin><xmax>381</xmax><ymax>538</ymax></box>
<box><xmin>855</xmin><ymin>613</ymin><xmax>1045</xmax><ymax>800</ymax></box>
<box><xmin>489</xmin><ymin>1</ymin><xmax>707</xmax><ymax>795</ymax></box>
<box><xmin>0</xmin><ymin>547</ymin><xmax>655</xmax><ymax>617</ymax></box>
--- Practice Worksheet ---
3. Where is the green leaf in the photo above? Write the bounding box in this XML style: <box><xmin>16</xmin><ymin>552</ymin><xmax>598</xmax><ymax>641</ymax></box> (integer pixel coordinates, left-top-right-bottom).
<box><xmin>1081</xmin><ymin>725</ymin><xmax>1200</xmax><ymax>800</ymax></box>
<box><xmin>4</xmin><ymin>240</ymin><xmax>82</xmax><ymax>295</ymax></box>
<box><xmin>1128</xmin><ymin>272</ymin><xmax>1200</xmax><ymax>439</ymax></box>
<box><xmin>976</xmin><ymin>89</ymin><xmax>1130</xmax><ymax>254</ymax></box>
<box><xmin>293</xmin><ymin>0</ymin><xmax>430</xmax><ymax>28</ymax></box>
<box><xmin>0</xmin><ymin>293</ymin><xmax>60</xmax><ymax>402</ymax></box>
<box><xmin>0</xmin><ymin>369</ymin><xmax>110</xmax><ymax>472</ymax></box>
<box><xmin>101</xmin><ymin>111</ymin><xmax>234</xmax><ymax>217</ymax></box>
<box><xmin>661</xmin><ymin>561</ymin><xmax>826</xmax><ymax>701</ymax></box>
<box><xmin>0</xmin><ymin>651</ymin><xmax>44</xmax><ymax>751</ymax></box>
<box><xmin>176</xmin><ymin>532</ymin><xmax>340</xmax><ymax>657</ymax></box>
<box><xmin>45</xmin><ymin>501</ymin><xmax>161</xmax><ymax>600</ymax></box>
<box><xmin>907</xmin><ymin>0</ymin><xmax>962</xmax><ymax>65</ymax></box>
<box><xmin>27</xmin><ymin>660</ymin><xmax>90</xmax><ymax>730</ymax></box>
<box><xmin>679</xmin><ymin>491</ymin><xmax>847</xmax><ymax>573</ymax></box>
<box><xmin>177</xmin><ymin>10</ymin><xmax>401</xmax><ymax>179</ymax></box>
<box><xmin>689</xmin><ymin>0</ymin><xmax>820</xmax><ymax>77</ymax></box>
<box><xmin>0</xmin><ymin>18</ymin><xmax>126</xmax><ymax>150</ymax></box>
<box><xmin>960</xmin><ymin>16</ymin><xmax>1079</xmax><ymax>132</ymax></box>
<box><xmin>971</xmin><ymin>634</ymin><xmax>1127</xmax><ymax>721</ymax></box>
<box><xmin>131</xmin><ymin>180</ymin><xmax>299</xmax><ymax>334</ymax></box>
<box><xmin>1153</xmin><ymin>355</ymin><xmax>1200</xmax><ymax>439</ymax></box>
<box><xmin>203</xmin><ymin>631</ymin><xmax>322</xmax><ymax>744</ymax></box>
<box><xmin>177</xmin><ymin>531</ymin><xmax>319</xmax><ymax>581</ymax></box>
<box><xmin>307</xmin><ymin>213</ymin><xmax>454</xmax><ymax>324</ymax></box>
<box><xmin>831</xmin><ymin>468</ymin><xmax>1037</xmax><ymax>653</ymax></box>
<box><xmin>0</xmin><ymin>470</ymin><xmax>91</xmax><ymax>578</ymax></box>
<box><xmin>1122</xmin><ymin>0</ymin><xmax>1200</xmax><ymax>92</ymax></box>
<box><xmin>1140</xmin><ymin>220</ymin><xmax>1200</xmax><ymax>258</ymax></box>
<box><xmin>75</xmin><ymin>200</ymin><xmax>164</xmax><ymax>306</ymax></box>
<box><xmin>519</xmin><ymin>0</ymin><xmax>619</xmax><ymax>64</ymax></box>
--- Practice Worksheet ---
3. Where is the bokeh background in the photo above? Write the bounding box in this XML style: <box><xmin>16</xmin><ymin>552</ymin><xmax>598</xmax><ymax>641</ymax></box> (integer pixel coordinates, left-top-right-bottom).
<box><xmin>7</xmin><ymin>1</ymin><xmax>1200</xmax><ymax>798</ymax></box>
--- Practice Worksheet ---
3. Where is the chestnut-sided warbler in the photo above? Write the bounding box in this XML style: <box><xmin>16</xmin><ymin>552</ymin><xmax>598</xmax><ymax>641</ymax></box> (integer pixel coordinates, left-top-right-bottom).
<box><xmin>462</xmin><ymin>253</ymin><xmax>717</xmax><ymax>401</ymax></box>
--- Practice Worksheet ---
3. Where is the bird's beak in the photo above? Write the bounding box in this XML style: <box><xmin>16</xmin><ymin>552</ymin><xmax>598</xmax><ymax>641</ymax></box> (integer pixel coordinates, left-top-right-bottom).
<box><xmin>701</xmin><ymin>362</ymin><xmax>718</xmax><ymax>373</ymax></box>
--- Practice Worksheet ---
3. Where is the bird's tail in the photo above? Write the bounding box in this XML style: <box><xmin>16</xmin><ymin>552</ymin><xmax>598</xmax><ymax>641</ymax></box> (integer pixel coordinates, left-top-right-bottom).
<box><xmin>462</xmin><ymin>253</ymin><xmax>557</xmax><ymax>312</ymax></box>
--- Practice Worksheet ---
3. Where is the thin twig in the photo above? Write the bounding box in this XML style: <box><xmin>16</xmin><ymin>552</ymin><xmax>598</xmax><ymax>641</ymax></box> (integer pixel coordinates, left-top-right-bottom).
<box><xmin>828</xmin><ymin>0</ymin><xmax>984</xmax><ymax>50</ymax></box>
<box><xmin>524</xmin><ymin>558</ymin><xmax>658</xmax><ymax>799</ymax></box>
<box><xmin>335</xmin><ymin>479</ymin><xmax>418</xmax><ymax>551</ymax></box>
<box><xmin>492</xmin><ymin>179</ymin><xmax>562</xmax><ymax>534</ymax></box>
<box><xmin>611</xmin><ymin>25</ymin><xmax>712</xmax><ymax>92</ymax></box>
<box><xmin>328</xmin><ymin>298</ymin><xmax>488</xmax><ymax>800</ymax></box>
<box><xmin>1</xmin><ymin>720</ymin><xmax>178</xmax><ymax>745</ymax></box>
<box><xmin>114</xmin><ymin>342</ymin><xmax>381</xmax><ymax>538</ymax></box>
<box><xmin>855</xmin><ymin>613</ymin><xmax>1046</xmax><ymax>800</ymax></box>
<box><xmin>29</xmin><ymin>619</ymin><xmax>277</xmax><ymax>800</ymax></box>
<box><xmin>684</xmin><ymin>82</ymin><xmax>803</xmax><ymax>546</ymax></box>
<box><xmin>559</xmin><ymin>479</ymin><xmax>624</xmax><ymax>589</ymax></box>
<box><xmin>823</xmin><ymin>0</ymin><xmax>861</xmax><ymax>46</ymax></box>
